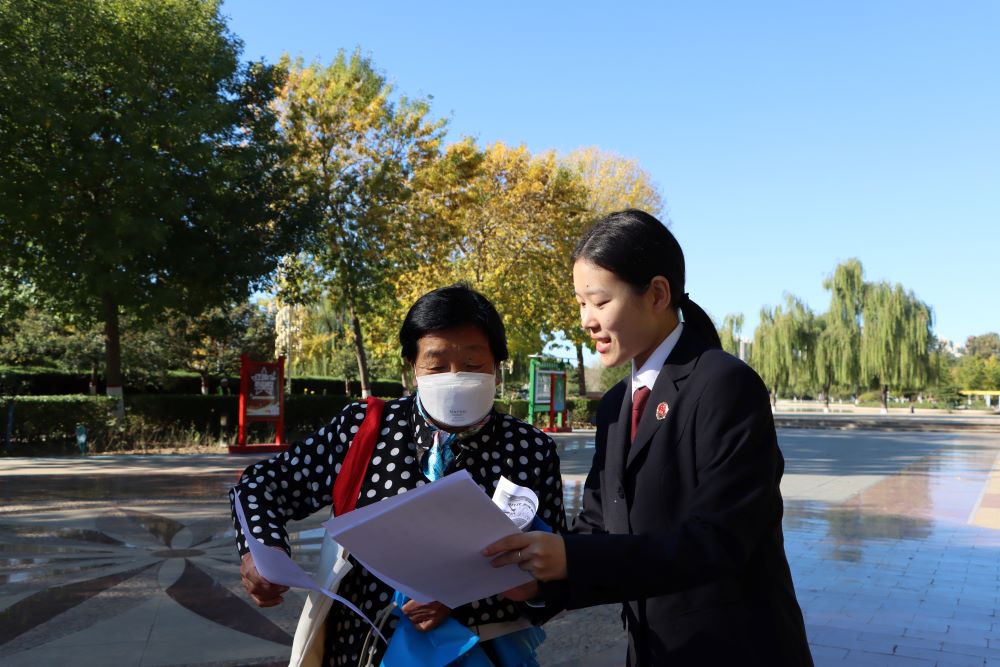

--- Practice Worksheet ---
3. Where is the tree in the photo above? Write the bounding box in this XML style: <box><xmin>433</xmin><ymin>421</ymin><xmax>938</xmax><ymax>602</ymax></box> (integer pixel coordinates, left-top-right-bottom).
<box><xmin>717</xmin><ymin>314</ymin><xmax>745</xmax><ymax>359</ymax></box>
<box><xmin>0</xmin><ymin>307</ymin><xmax>105</xmax><ymax>393</ymax></box>
<box><xmin>276</xmin><ymin>50</ymin><xmax>445</xmax><ymax>397</ymax></box>
<box><xmin>399</xmin><ymin>141</ymin><xmax>588</xmax><ymax>357</ymax></box>
<box><xmin>160</xmin><ymin>302</ymin><xmax>274</xmax><ymax>394</ymax></box>
<box><xmin>815</xmin><ymin>259</ymin><xmax>865</xmax><ymax>408</ymax></box>
<box><xmin>965</xmin><ymin>333</ymin><xmax>1000</xmax><ymax>359</ymax></box>
<box><xmin>561</xmin><ymin>147</ymin><xmax>664</xmax><ymax>395</ymax></box>
<box><xmin>953</xmin><ymin>355</ymin><xmax>1000</xmax><ymax>392</ymax></box>
<box><xmin>0</xmin><ymin>0</ymin><xmax>305</xmax><ymax>413</ymax></box>
<box><xmin>860</xmin><ymin>282</ymin><xmax>934</xmax><ymax>411</ymax></box>
<box><xmin>750</xmin><ymin>295</ymin><xmax>814</xmax><ymax>407</ymax></box>
<box><xmin>278</xmin><ymin>296</ymin><xmax>396</xmax><ymax>392</ymax></box>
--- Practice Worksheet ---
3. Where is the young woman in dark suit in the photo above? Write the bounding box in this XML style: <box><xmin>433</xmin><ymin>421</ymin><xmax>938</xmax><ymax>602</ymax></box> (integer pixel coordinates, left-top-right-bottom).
<box><xmin>485</xmin><ymin>210</ymin><xmax>813</xmax><ymax>666</ymax></box>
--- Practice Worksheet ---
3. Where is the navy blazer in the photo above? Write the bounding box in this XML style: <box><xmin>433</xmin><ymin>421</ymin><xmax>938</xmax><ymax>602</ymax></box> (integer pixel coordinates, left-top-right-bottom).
<box><xmin>548</xmin><ymin>327</ymin><xmax>813</xmax><ymax>666</ymax></box>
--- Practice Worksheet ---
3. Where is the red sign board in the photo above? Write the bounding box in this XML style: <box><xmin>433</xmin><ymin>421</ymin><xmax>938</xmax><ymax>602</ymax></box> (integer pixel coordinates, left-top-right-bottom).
<box><xmin>231</xmin><ymin>355</ymin><xmax>287</xmax><ymax>454</ymax></box>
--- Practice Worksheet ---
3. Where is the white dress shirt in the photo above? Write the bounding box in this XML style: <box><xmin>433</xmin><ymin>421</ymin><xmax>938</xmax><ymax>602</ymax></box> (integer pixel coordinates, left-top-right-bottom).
<box><xmin>630</xmin><ymin>323</ymin><xmax>683</xmax><ymax>398</ymax></box>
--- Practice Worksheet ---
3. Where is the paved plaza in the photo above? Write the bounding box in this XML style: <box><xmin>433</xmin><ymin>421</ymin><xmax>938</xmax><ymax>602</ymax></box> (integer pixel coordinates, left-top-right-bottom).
<box><xmin>2</xmin><ymin>426</ymin><xmax>1000</xmax><ymax>666</ymax></box>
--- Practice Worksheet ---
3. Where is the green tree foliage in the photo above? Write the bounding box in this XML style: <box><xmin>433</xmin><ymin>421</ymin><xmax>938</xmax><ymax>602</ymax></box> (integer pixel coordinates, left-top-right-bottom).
<box><xmin>717</xmin><ymin>314</ymin><xmax>745</xmax><ymax>358</ymax></box>
<box><xmin>953</xmin><ymin>355</ymin><xmax>1000</xmax><ymax>391</ymax></box>
<box><xmin>159</xmin><ymin>302</ymin><xmax>274</xmax><ymax>394</ymax></box>
<box><xmin>964</xmin><ymin>333</ymin><xmax>1000</xmax><ymax>359</ymax></box>
<box><xmin>0</xmin><ymin>0</ymin><xmax>305</xmax><ymax>411</ymax></box>
<box><xmin>0</xmin><ymin>308</ymin><xmax>103</xmax><ymax>373</ymax></box>
<box><xmin>821</xmin><ymin>259</ymin><xmax>864</xmax><ymax>395</ymax></box>
<box><xmin>275</xmin><ymin>50</ymin><xmax>445</xmax><ymax>397</ymax></box>
<box><xmin>809</xmin><ymin>259</ymin><xmax>866</xmax><ymax>409</ymax></box>
<box><xmin>750</xmin><ymin>295</ymin><xmax>815</xmax><ymax>406</ymax></box>
<box><xmin>600</xmin><ymin>363</ymin><xmax>631</xmax><ymax>393</ymax></box>
<box><xmin>860</xmin><ymin>282</ymin><xmax>934</xmax><ymax>410</ymax></box>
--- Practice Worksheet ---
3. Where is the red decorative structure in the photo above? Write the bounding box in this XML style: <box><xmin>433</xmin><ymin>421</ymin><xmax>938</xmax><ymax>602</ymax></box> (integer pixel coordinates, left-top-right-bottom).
<box><xmin>230</xmin><ymin>355</ymin><xmax>288</xmax><ymax>454</ymax></box>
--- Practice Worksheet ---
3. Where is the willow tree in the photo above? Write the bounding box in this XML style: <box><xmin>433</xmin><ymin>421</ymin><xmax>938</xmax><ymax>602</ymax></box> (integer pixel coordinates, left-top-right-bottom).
<box><xmin>860</xmin><ymin>282</ymin><xmax>933</xmax><ymax>412</ymax></box>
<box><xmin>718</xmin><ymin>313</ymin><xmax>745</xmax><ymax>359</ymax></box>
<box><xmin>815</xmin><ymin>259</ymin><xmax>865</xmax><ymax>408</ymax></box>
<box><xmin>752</xmin><ymin>308</ymin><xmax>782</xmax><ymax>408</ymax></box>
<box><xmin>751</xmin><ymin>295</ymin><xmax>814</xmax><ymax>407</ymax></box>
<box><xmin>560</xmin><ymin>147</ymin><xmax>663</xmax><ymax>395</ymax></box>
<box><xmin>276</xmin><ymin>50</ymin><xmax>446</xmax><ymax>397</ymax></box>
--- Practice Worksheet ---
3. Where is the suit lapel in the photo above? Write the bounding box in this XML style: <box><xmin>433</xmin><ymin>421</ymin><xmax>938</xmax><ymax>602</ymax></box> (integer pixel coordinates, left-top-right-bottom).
<box><xmin>605</xmin><ymin>382</ymin><xmax>632</xmax><ymax>481</ymax></box>
<box><xmin>626</xmin><ymin>327</ymin><xmax>705</xmax><ymax>470</ymax></box>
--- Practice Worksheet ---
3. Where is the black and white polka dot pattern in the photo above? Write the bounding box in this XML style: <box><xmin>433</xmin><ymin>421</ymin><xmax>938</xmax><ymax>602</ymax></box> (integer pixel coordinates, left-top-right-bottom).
<box><xmin>229</xmin><ymin>395</ymin><xmax>566</xmax><ymax>666</ymax></box>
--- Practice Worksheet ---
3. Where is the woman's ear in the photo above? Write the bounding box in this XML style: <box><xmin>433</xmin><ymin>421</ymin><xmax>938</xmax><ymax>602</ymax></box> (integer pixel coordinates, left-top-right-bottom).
<box><xmin>649</xmin><ymin>276</ymin><xmax>673</xmax><ymax>311</ymax></box>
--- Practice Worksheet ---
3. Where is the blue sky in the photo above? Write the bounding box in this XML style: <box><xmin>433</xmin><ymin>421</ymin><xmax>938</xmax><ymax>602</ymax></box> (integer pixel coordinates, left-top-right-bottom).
<box><xmin>223</xmin><ymin>1</ymin><xmax>998</xmax><ymax>360</ymax></box>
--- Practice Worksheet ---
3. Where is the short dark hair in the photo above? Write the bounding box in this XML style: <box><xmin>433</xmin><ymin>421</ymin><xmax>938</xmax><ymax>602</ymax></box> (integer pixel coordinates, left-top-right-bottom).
<box><xmin>399</xmin><ymin>284</ymin><xmax>509</xmax><ymax>364</ymax></box>
<box><xmin>573</xmin><ymin>209</ymin><xmax>722</xmax><ymax>349</ymax></box>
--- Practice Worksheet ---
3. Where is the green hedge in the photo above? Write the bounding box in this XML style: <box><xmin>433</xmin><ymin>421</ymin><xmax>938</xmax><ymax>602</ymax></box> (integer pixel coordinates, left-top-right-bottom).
<box><xmin>0</xmin><ymin>367</ymin><xmax>405</xmax><ymax>398</ymax></box>
<box><xmin>2</xmin><ymin>393</ymin><xmax>603</xmax><ymax>454</ymax></box>
<box><xmin>291</xmin><ymin>377</ymin><xmax>405</xmax><ymax>398</ymax></box>
<box><xmin>1</xmin><ymin>394</ymin><xmax>361</xmax><ymax>452</ymax></box>
<box><xmin>125</xmin><ymin>394</ymin><xmax>361</xmax><ymax>436</ymax></box>
<box><xmin>0</xmin><ymin>369</ymin><xmax>96</xmax><ymax>395</ymax></box>
<box><xmin>569</xmin><ymin>397</ymin><xmax>601</xmax><ymax>425</ymax></box>
<box><xmin>493</xmin><ymin>398</ymin><xmax>601</xmax><ymax>425</ymax></box>
<box><xmin>4</xmin><ymin>395</ymin><xmax>118</xmax><ymax>449</ymax></box>
<box><xmin>494</xmin><ymin>399</ymin><xmax>529</xmax><ymax>420</ymax></box>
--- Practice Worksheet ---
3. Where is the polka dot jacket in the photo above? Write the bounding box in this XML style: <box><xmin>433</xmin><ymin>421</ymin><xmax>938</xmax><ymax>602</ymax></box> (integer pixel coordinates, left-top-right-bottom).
<box><xmin>229</xmin><ymin>395</ymin><xmax>567</xmax><ymax>667</ymax></box>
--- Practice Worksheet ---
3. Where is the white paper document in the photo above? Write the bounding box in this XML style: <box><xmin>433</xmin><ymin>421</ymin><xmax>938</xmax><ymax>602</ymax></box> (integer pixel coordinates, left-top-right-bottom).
<box><xmin>233</xmin><ymin>492</ymin><xmax>385</xmax><ymax>642</ymax></box>
<box><xmin>322</xmin><ymin>470</ymin><xmax>532</xmax><ymax>609</ymax></box>
<box><xmin>491</xmin><ymin>476</ymin><xmax>539</xmax><ymax>530</ymax></box>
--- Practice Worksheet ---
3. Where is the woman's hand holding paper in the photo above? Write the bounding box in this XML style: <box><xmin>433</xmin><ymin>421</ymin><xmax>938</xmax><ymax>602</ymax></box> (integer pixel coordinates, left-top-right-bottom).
<box><xmin>483</xmin><ymin>530</ymin><xmax>568</xmax><ymax>582</ymax></box>
<box><xmin>240</xmin><ymin>551</ymin><xmax>290</xmax><ymax>607</ymax></box>
<box><xmin>402</xmin><ymin>599</ymin><xmax>451</xmax><ymax>632</ymax></box>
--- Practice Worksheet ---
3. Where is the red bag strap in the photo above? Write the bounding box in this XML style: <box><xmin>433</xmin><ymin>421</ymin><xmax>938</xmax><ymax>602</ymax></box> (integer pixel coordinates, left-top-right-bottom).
<box><xmin>331</xmin><ymin>396</ymin><xmax>386</xmax><ymax>517</ymax></box>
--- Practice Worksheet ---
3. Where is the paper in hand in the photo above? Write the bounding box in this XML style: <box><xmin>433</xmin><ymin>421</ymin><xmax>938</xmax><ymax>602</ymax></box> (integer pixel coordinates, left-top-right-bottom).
<box><xmin>322</xmin><ymin>470</ymin><xmax>534</xmax><ymax>609</ymax></box>
<box><xmin>491</xmin><ymin>475</ymin><xmax>539</xmax><ymax>530</ymax></box>
<box><xmin>233</xmin><ymin>491</ymin><xmax>385</xmax><ymax>643</ymax></box>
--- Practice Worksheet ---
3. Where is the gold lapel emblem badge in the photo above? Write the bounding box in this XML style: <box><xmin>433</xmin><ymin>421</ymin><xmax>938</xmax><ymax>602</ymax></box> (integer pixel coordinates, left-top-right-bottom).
<box><xmin>655</xmin><ymin>402</ymin><xmax>669</xmax><ymax>420</ymax></box>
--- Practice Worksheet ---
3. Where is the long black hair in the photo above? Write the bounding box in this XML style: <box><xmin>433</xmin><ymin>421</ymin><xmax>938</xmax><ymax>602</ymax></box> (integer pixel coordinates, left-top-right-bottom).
<box><xmin>399</xmin><ymin>283</ymin><xmax>510</xmax><ymax>364</ymax></box>
<box><xmin>572</xmin><ymin>209</ymin><xmax>722</xmax><ymax>349</ymax></box>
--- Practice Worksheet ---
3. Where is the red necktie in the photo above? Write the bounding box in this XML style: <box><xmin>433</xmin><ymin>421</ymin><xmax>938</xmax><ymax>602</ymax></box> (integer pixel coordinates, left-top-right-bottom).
<box><xmin>630</xmin><ymin>386</ymin><xmax>652</xmax><ymax>444</ymax></box>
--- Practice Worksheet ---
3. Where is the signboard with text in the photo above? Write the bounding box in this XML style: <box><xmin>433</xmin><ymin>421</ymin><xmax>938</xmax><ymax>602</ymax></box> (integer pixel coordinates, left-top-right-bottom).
<box><xmin>528</xmin><ymin>357</ymin><xmax>570</xmax><ymax>433</ymax></box>
<box><xmin>232</xmin><ymin>355</ymin><xmax>287</xmax><ymax>454</ymax></box>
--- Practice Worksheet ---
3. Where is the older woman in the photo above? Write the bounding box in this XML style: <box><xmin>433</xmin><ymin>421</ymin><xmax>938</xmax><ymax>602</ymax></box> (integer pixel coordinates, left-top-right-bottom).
<box><xmin>231</xmin><ymin>284</ymin><xmax>567</xmax><ymax>667</ymax></box>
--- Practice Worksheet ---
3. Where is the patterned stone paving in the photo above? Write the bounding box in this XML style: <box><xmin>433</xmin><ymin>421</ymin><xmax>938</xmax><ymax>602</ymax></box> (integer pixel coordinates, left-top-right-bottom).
<box><xmin>2</xmin><ymin>428</ymin><xmax>1000</xmax><ymax>666</ymax></box>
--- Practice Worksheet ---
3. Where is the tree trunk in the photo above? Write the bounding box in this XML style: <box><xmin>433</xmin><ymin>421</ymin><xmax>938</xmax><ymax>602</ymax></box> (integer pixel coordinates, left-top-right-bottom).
<box><xmin>89</xmin><ymin>361</ymin><xmax>98</xmax><ymax>396</ymax></box>
<box><xmin>771</xmin><ymin>385</ymin><xmax>779</xmax><ymax>410</ymax></box>
<box><xmin>576</xmin><ymin>342</ymin><xmax>587</xmax><ymax>397</ymax></box>
<box><xmin>102</xmin><ymin>293</ymin><xmax>125</xmax><ymax>418</ymax></box>
<box><xmin>880</xmin><ymin>384</ymin><xmax>889</xmax><ymax>414</ymax></box>
<box><xmin>823</xmin><ymin>381</ymin><xmax>831</xmax><ymax>413</ymax></box>
<box><xmin>200</xmin><ymin>372</ymin><xmax>209</xmax><ymax>396</ymax></box>
<box><xmin>349</xmin><ymin>304</ymin><xmax>371</xmax><ymax>399</ymax></box>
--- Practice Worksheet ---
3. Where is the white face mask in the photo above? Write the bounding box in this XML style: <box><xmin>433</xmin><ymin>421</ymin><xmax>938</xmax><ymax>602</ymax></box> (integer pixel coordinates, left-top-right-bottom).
<box><xmin>416</xmin><ymin>372</ymin><xmax>497</xmax><ymax>428</ymax></box>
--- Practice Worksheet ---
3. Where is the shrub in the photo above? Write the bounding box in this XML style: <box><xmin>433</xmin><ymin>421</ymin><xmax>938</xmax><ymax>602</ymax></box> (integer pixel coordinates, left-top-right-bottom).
<box><xmin>494</xmin><ymin>399</ymin><xmax>529</xmax><ymax>420</ymax></box>
<box><xmin>126</xmin><ymin>394</ymin><xmax>238</xmax><ymax>428</ymax></box>
<box><xmin>3</xmin><ymin>395</ymin><xmax>117</xmax><ymax>453</ymax></box>
<box><xmin>285</xmin><ymin>395</ymin><xmax>355</xmax><ymax>433</ymax></box>
<box><xmin>568</xmin><ymin>397</ymin><xmax>601</xmax><ymax>425</ymax></box>
<box><xmin>0</xmin><ymin>367</ymin><xmax>406</xmax><ymax>398</ymax></box>
<box><xmin>0</xmin><ymin>368</ymin><xmax>96</xmax><ymax>395</ymax></box>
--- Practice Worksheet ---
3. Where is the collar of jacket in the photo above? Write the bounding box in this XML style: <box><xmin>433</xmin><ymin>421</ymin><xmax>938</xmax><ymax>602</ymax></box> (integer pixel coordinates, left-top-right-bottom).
<box><xmin>619</xmin><ymin>326</ymin><xmax>711</xmax><ymax>470</ymax></box>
